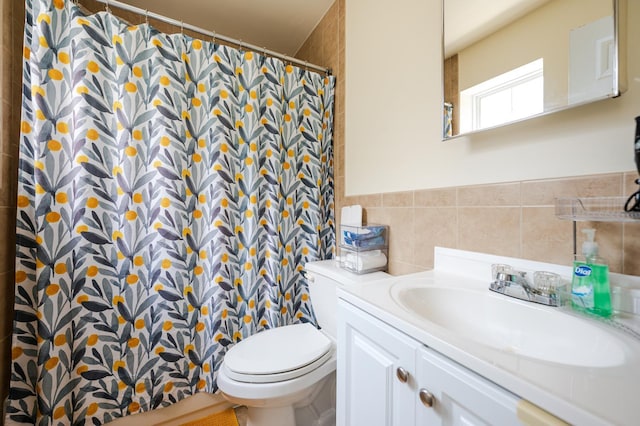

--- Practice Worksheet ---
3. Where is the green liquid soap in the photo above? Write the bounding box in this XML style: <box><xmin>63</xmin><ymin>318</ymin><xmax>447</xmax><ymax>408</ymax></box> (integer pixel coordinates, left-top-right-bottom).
<box><xmin>571</xmin><ymin>258</ymin><xmax>611</xmax><ymax>317</ymax></box>
<box><xmin>571</xmin><ymin>229</ymin><xmax>611</xmax><ymax>318</ymax></box>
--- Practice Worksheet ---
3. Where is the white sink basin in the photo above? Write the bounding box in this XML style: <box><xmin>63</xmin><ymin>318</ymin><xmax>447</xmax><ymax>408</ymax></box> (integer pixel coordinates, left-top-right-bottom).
<box><xmin>390</xmin><ymin>281</ymin><xmax>627</xmax><ymax>367</ymax></box>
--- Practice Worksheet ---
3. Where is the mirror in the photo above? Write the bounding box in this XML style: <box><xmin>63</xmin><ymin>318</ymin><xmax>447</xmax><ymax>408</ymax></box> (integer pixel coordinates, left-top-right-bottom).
<box><xmin>443</xmin><ymin>0</ymin><xmax>624</xmax><ymax>139</ymax></box>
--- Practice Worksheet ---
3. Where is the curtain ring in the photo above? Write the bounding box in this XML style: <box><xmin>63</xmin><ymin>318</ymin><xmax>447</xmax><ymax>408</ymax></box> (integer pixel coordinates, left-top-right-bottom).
<box><xmin>145</xmin><ymin>9</ymin><xmax>149</xmax><ymax>25</ymax></box>
<box><xmin>105</xmin><ymin>0</ymin><xmax>110</xmax><ymax>13</ymax></box>
<box><xmin>212</xmin><ymin>31</ymin><xmax>216</xmax><ymax>44</ymax></box>
<box><xmin>239</xmin><ymin>39</ymin><xmax>244</xmax><ymax>52</ymax></box>
<box><xmin>180</xmin><ymin>21</ymin><xmax>184</xmax><ymax>34</ymax></box>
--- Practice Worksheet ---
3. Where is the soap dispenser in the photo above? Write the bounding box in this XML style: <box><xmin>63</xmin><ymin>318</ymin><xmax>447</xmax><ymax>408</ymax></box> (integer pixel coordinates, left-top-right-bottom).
<box><xmin>571</xmin><ymin>229</ymin><xmax>611</xmax><ymax>317</ymax></box>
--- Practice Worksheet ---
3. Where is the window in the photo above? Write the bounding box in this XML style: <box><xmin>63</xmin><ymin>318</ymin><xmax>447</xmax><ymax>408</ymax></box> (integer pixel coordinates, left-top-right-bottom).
<box><xmin>460</xmin><ymin>59</ymin><xmax>544</xmax><ymax>133</ymax></box>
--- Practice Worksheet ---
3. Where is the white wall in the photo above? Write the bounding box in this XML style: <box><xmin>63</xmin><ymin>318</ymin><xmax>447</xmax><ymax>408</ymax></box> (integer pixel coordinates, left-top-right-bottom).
<box><xmin>345</xmin><ymin>0</ymin><xmax>638</xmax><ymax>195</ymax></box>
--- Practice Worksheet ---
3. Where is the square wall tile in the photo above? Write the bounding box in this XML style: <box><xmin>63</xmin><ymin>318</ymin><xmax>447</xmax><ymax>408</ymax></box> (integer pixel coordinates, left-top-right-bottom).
<box><xmin>623</xmin><ymin>222</ymin><xmax>640</xmax><ymax>275</ymax></box>
<box><xmin>522</xmin><ymin>207</ymin><xmax>573</xmax><ymax>265</ymax></box>
<box><xmin>457</xmin><ymin>182</ymin><xmax>520</xmax><ymax>207</ymax></box>
<box><xmin>458</xmin><ymin>207</ymin><xmax>521</xmax><ymax>258</ymax></box>
<box><xmin>414</xmin><ymin>187</ymin><xmax>456</xmax><ymax>207</ymax></box>
<box><xmin>382</xmin><ymin>191</ymin><xmax>413</xmax><ymax>207</ymax></box>
<box><xmin>388</xmin><ymin>260</ymin><xmax>426</xmax><ymax>276</ymax></box>
<box><xmin>522</xmin><ymin>174</ymin><xmax>622</xmax><ymax>206</ymax></box>
<box><xmin>365</xmin><ymin>207</ymin><xmax>415</xmax><ymax>265</ymax></box>
<box><xmin>413</xmin><ymin>207</ymin><xmax>458</xmax><ymax>269</ymax></box>
<box><xmin>576</xmin><ymin>221</ymin><xmax>623</xmax><ymax>273</ymax></box>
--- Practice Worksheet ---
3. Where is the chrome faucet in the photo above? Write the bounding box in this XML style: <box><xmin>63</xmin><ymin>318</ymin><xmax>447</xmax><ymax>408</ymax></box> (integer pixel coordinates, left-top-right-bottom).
<box><xmin>490</xmin><ymin>270</ymin><xmax>561</xmax><ymax>307</ymax></box>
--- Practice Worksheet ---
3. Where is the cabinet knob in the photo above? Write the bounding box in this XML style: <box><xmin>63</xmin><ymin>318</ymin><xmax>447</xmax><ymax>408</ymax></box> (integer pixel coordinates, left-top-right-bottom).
<box><xmin>419</xmin><ymin>389</ymin><xmax>435</xmax><ymax>408</ymax></box>
<box><xmin>396</xmin><ymin>367</ymin><xmax>409</xmax><ymax>383</ymax></box>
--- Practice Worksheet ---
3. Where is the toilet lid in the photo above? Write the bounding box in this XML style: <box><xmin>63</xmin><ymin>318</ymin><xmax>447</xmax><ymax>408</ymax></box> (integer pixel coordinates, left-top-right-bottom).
<box><xmin>223</xmin><ymin>323</ymin><xmax>332</xmax><ymax>383</ymax></box>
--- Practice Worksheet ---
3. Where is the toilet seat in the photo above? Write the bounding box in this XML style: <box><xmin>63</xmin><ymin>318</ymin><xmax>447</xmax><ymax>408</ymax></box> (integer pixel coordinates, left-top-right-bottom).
<box><xmin>222</xmin><ymin>323</ymin><xmax>332</xmax><ymax>384</ymax></box>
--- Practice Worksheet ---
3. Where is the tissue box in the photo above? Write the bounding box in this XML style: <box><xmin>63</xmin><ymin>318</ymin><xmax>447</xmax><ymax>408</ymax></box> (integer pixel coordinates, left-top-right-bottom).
<box><xmin>340</xmin><ymin>224</ymin><xmax>388</xmax><ymax>250</ymax></box>
<box><xmin>339</xmin><ymin>224</ymin><xmax>388</xmax><ymax>274</ymax></box>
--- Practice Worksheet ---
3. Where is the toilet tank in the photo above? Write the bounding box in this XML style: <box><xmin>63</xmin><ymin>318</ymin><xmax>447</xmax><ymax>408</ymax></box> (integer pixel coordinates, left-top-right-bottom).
<box><xmin>304</xmin><ymin>260</ymin><xmax>389</xmax><ymax>339</ymax></box>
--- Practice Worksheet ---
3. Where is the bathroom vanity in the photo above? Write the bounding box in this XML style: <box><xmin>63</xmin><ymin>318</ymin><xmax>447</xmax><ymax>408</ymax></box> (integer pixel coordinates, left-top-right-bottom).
<box><xmin>336</xmin><ymin>248</ymin><xmax>640</xmax><ymax>425</ymax></box>
<box><xmin>338</xmin><ymin>301</ymin><xmax>524</xmax><ymax>425</ymax></box>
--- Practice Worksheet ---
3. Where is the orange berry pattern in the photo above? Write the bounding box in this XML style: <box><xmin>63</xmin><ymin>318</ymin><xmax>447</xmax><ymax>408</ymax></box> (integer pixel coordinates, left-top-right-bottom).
<box><xmin>9</xmin><ymin>0</ymin><xmax>335</xmax><ymax>424</ymax></box>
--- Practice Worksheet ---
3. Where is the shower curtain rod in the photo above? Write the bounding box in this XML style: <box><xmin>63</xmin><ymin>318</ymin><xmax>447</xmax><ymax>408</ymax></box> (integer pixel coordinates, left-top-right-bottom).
<box><xmin>85</xmin><ymin>0</ymin><xmax>332</xmax><ymax>75</ymax></box>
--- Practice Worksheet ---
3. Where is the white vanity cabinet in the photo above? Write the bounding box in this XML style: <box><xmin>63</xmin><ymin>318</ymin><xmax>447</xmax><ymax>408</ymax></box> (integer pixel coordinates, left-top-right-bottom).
<box><xmin>337</xmin><ymin>296</ymin><xmax>421</xmax><ymax>425</ymax></box>
<box><xmin>416</xmin><ymin>346</ymin><xmax>521</xmax><ymax>425</ymax></box>
<box><xmin>338</xmin><ymin>299</ymin><xmax>524</xmax><ymax>426</ymax></box>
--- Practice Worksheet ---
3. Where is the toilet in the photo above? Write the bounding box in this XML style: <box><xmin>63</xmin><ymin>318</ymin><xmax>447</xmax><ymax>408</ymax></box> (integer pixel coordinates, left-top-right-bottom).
<box><xmin>216</xmin><ymin>259</ymin><xmax>389</xmax><ymax>426</ymax></box>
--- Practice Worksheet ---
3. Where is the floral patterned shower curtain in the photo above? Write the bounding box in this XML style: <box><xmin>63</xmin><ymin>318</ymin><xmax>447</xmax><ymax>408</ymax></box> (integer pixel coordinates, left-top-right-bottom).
<box><xmin>7</xmin><ymin>0</ymin><xmax>335</xmax><ymax>424</ymax></box>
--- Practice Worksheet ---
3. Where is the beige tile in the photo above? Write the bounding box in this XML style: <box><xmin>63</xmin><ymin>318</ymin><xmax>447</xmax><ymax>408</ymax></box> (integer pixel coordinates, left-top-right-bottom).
<box><xmin>335</xmin><ymin>78</ymin><xmax>344</xmax><ymax>120</ymax></box>
<box><xmin>0</xmin><ymin>334</ymin><xmax>11</xmax><ymax>410</ymax></box>
<box><xmin>623</xmin><ymin>171</ymin><xmax>640</xmax><ymax>195</ymax></box>
<box><xmin>338</xmin><ymin>9</ymin><xmax>345</xmax><ymax>52</ymax></box>
<box><xmin>457</xmin><ymin>182</ymin><xmax>520</xmax><ymax>206</ymax></box>
<box><xmin>413</xmin><ymin>207</ymin><xmax>457</xmax><ymax>269</ymax></box>
<box><xmin>522</xmin><ymin>207</ymin><xmax>573</xmax><ymax>266</ymax></box>
<box><xmin>295</xmin><ymin>44</ymin><xmax>310</xmax><ymax>63</ymax></box>
<box><xmin>0</xmin><ymin>271</ymin><xmax>14</xmax><ymax>339</ymax></box>
<box><xmin>8</xmin><ymin>156</ymin><xmax>18</xmax><ymax>205</ymax></box>
<box><xmin>0</xmin><ymin>207</ymin><xmax>15</xmax><ymax>274</ymax></box>
<box><xmin>334</xmin><ymin>112</ymin><xmax>344</xmax><ymax>149</ymax></box>
<box><xmin>338</xmin><ymin>47</ymin><xmax>345</xmax><ymax>79</ymax></box>
<box><xmin>364</xmin><ymin>207</ymin><xmax>415</xmax><ymax>265</ymax></box>
<box><xmin>363</xmin><ymin>206</ymin><xmax>388</xmax><ymax>227</ymax></box>
<box><xmin>385</xmin><ymin>208</ymin><xmax>415</xmax><ymax>264</ymax></box>
<box><xmin>458</xmin><ymin>207</ymin><xmax>521</xmax><ymax>258</ymax></box>
<box><xmin>623</xmin><ymin>222</ymin><xmax>640</xmax><ymax>275</ymax></box>
<box><xmin>414</xmin><ymin>187</ymin><xmax>456</xmax><ymax>207</ymax></box>
<box><xmin>521</xmin><ymin>174</ymin><xmax>622</xmax><ymax>206</ymax></box>
<box><xmin>387</xmin><ymin>260</ymin><xmax>426</xmax><ymax>276</ymax></box>
<box><xmin>322</xmin><ymin>9</ymin><xmax>338</xmax><ymax>61</ymax></box>
<box><xmin>323</xmin><ymin>51</ymin><xmax>338</xmax><ymax>79</ymax></box>
<box><xmin>307</xmin><ymin>29</ymin><xmax>323</xmax><ymax>65</ymax></box>
<box><xmin>334</xmin><ymin>174</ymin><xmax>345</xmax><ymax>205</ymax></box>
<box><xmin>318</xmin><ymin>2</ymin><xmax>336</xmax><ymax>35</ymax></box>
<box><xmin>0</xmin><ymin>101</ymin><xmax>8</xmax><ymax>157</ymax></box>
<box><xmin>1</xmin><ymin>48</ymin><xmax>10</xmax><ymax>105</ymax></box>
<box><xmin>0</xmin><ymin>154</ymin><xmax>17</xmax><ymax>206</ymax></box>
<box><xmin>334</xmin><ymin>138</ymin><xmax>345</xmax><ymax>181</ymax></box>
<box><xmin>2</xmin><ymin>2</ymin><xmax>12</xmax><ymax>53</ymax></box>
<box><xmin>576</xmin><ymin>222</ymin><xmax>623</xmax><ymax>273</ymax></box>
<box><xmin>344</xmin><ymin>193</ymin><xmax>382</xmax><ymax>208</ymax></box>
<box><xmin>382</xmin><ymin>191</ymin><xmax>413</xmax><ymax>207</ymax></box>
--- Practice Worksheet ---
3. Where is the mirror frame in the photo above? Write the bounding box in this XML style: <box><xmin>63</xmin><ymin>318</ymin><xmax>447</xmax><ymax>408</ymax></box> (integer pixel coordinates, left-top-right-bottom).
<box><xmin>442</xmin><ymin>0</ymin><xmax>625</xmax><ymax>141</ymax></box>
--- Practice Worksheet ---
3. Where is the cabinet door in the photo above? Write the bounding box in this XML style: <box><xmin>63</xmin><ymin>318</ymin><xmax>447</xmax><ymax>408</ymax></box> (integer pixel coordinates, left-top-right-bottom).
<box><xmin>416</xmin><ymin>346</ymin><xmax>521</xmax><ymax>425</ymax></box>
<box><xmin>338</xmin><ymin>300</ymin><xmax>421</xmax><ymax>426</ymax></box>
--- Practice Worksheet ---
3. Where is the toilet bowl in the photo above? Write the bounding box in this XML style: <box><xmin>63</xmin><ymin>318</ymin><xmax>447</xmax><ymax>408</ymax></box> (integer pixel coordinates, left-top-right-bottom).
<box><xmin>217</xmin><ymin>260</ymin><xmax>389</xmax><ymax>426</ymax></box>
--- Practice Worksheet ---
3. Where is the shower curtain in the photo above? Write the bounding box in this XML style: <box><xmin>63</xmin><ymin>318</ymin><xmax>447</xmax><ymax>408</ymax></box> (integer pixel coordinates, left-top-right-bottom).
<box><xmin>7</xmin><ymin>0</ymin><xmax>335</xmax><ymax>424</ymax></box>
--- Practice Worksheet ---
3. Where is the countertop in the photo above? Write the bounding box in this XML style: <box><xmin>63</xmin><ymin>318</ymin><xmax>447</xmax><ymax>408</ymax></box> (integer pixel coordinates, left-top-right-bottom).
<box><xmin>335</xmin><ymin>248</ymin><xmax>640</xmax><ymax>426</ymax></box>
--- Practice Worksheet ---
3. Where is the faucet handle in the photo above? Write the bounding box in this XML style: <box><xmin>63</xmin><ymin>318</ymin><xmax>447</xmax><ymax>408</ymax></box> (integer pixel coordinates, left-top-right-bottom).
<box><xmin>491</xmin><ymin>263</ymin><xmax>513</xmax><ymax>280</ymax></box>
<box><xmin>533</xmin><ymin>271</ymin><xmax>561</xmax><ymax>295</ymax></box>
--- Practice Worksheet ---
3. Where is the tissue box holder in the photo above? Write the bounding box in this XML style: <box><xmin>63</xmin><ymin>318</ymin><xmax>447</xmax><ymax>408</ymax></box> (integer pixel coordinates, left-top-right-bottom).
<box><xmin>339</xmin><ymin>224</ymin><xmax>388</xmax><ymax>274</ymax></box>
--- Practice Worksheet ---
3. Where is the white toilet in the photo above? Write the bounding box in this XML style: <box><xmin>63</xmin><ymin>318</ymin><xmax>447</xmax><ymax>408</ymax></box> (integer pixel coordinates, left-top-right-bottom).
<box><xmin>216</xmin><ymin>259</ymin><xmax>389</xmax><ymax>426</ymax></box>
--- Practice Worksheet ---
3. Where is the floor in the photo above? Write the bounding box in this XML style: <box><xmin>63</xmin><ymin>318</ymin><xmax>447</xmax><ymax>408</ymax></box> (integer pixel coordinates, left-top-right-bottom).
<box><xmin>107</xmin><ymin>393</ymin><xmax>246</xmax><ymax>426</ymax></box>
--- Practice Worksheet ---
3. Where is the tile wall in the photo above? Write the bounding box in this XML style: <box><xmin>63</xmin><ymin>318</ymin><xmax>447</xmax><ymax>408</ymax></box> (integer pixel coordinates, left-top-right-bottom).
<box><xmin>1</xmin><ymin>0</ymin><xmax>24</xmax><ymax>410</ymax></box>
<box><xmin>347</xmin><ymin>173</ymin><xmax>640</xmax><ymax>276</ymax></box>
